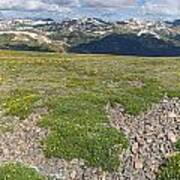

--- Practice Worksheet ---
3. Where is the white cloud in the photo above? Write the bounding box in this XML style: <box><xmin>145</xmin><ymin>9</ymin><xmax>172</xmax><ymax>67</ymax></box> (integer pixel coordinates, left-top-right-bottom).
<box><xmin>0</xmin><ymin>0</ymin><xmax>180</xmax><ymax>19</ymax></box>
<box><xmin>0</xmin><ymin>0</ymin><xmax>79</xmax><ymax>11</ymax></box>
<box><xmin>42</xmin><ymin>0</ymin><xmax>79</xmax><ymax>7</ymax></box>
<box><xmin>142</xmin><ymin>0</ymin><xmax>180</xmax><ymax>16</ymax></box>
<box><xmin>83</xmin><ymin>0</ymin><xmax>137</xmax><ymax>8</ymax></box>
<box><xmin>0</xmin><ymin>0</ymin><xmax>137</xmax><ymax>11</ymax></box>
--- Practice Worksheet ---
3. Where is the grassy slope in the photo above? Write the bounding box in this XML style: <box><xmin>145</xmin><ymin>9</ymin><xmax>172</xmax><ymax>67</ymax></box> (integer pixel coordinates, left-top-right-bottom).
<box><xmin>0</xmin><ymin>50</ymin><xmax>180</xmax><ymax>172</ymax></box>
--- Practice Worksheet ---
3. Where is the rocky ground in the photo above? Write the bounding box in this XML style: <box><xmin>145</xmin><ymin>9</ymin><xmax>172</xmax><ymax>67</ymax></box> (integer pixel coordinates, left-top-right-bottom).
<box><xmin>0</xmin><ymin>97</ymin><xmax>179</xmax><ymax>180</ymax></box>
<box><xmin>0</xmin><ymin>108</ymin><xmax>106</xmax><ymax>180</ymax></box>
<box><xmin>109</xmin><ymin>97</ymin><xmax>180</xmax><ymax>180</ymax></box>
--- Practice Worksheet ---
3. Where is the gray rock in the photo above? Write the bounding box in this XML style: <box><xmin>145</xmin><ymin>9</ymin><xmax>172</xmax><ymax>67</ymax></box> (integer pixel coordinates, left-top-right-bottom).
<box><xmin>167</xmin><ymin>131</ymin><xmax>177</xmax><ymax>143</ymax></box>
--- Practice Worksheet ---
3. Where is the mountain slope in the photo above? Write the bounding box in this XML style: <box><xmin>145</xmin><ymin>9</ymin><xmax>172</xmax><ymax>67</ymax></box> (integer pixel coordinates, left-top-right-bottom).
<box><xmin>0</xmin><ymin>32</ymin><xmax>65</xmax><ymax>52</ymax></box>
<box><xmin>70</xmin><ymin>33</ymin><xmax>180</xmax><ymax>56</ymax></box>
<box><xmin>0</xmin><ymin>18</ymin><xmax>180</xmax><ymax>55</ymax></box>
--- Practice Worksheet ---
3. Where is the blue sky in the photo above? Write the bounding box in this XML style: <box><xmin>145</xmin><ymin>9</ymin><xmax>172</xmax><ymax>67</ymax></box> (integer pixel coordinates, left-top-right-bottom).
<box><xmin>0</xmin><ymin>0</ymin><xmax>180</xmax><ymax>21</ymax></box>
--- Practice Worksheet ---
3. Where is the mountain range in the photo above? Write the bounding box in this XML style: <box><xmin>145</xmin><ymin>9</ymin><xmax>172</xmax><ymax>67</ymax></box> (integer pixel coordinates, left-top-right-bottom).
<box><xmin>1</xmin><ymin>17</ymin><xmax>180</xmax><ymax>56</ymax></box>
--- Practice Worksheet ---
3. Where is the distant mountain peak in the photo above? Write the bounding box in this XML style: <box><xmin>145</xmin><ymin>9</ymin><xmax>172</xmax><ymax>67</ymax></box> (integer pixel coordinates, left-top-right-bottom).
<box><xmin>0</xmin><ymin>17</ymin><xmax>180</xmax><ymax>56</ymax></box>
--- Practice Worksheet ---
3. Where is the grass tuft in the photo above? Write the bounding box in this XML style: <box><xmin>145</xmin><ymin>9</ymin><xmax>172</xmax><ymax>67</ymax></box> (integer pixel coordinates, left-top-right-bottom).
<box><xmin>175</xmin><ymin>139</ymin><xmax>180</xmax><ymax>151</ymax></box>
<box><xmin>157</xmin><ymin>154</ymin><xmax>180</xmax><ymax>180</ymax></box>
<box><xmin>0</xmin><ymin>163</ymin><xmax>46</xmax><ymax>180</ymax></box>
<box><xmin>40</xmin><ymin>94</ymin><xmax>128</xmax><ymax>172</ymax></box>
<box><xmin>1</xmin><ymin>90</ymin><xmax>39</xmax><ymax>119</ymax></box>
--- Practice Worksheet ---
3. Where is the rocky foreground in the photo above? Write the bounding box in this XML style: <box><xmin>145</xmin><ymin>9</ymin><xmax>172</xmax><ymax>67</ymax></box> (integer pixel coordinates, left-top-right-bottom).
<box><xmin>0</xmin><ymin>97</ymin><xmax>179</xmax><ymax>180</ymax></box>
<box><xmin>109</xmin><ymin>97</ymin><xmax>180</xmax><ymax>180</ymax></box>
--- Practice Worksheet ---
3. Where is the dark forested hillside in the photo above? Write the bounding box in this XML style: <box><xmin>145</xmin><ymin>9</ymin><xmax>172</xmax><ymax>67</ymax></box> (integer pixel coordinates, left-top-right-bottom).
<box><xmin>70</xmin><ymin>33</ymin><xmax>180</xmax><ymax>56</ymax></box>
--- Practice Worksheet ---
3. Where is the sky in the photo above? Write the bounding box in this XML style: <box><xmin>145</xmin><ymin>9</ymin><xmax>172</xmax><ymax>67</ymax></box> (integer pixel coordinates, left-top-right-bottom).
<box><xmin>0</xmin><ymin>0</ymin><xmax>180</xmax><ymax>21</ymax></box>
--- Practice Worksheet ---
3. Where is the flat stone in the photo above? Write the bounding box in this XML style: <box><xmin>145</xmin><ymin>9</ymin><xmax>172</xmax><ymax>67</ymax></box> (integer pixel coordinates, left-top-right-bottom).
<box><xmin>70</xmin><ymin>170</ymin><xmax>77</xmax><ymax>179</ymax></box>
<box><xmin>168</xmin><ymin>111</ymin><xmax>177</xmax><ymax>118</ymax></box>
<box><xmin>167</xmin><ymin>131</ymin><xmax>176</xmax><ymax>143</ymax></box>
<box><xmin>132</xmin><ymin>143</ymin><xmax>139</xmax><ymax>154</ymax></box>
<box><xmin>134</xmin><ymin>158</ymin><xmax>143</xmax><ymax>169</ymax></box>
<box><xmin>146</xmin><ymin>138</ymin><xmax>153</xmax><ymax>144</ymax></box>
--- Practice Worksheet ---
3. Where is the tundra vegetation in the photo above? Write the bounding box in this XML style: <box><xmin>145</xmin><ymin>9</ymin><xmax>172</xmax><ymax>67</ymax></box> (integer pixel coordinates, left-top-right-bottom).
<box><xmin>0</xmin><ymin>50</ymin><xmax>179</xmax><ymax>179</ymax></box>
